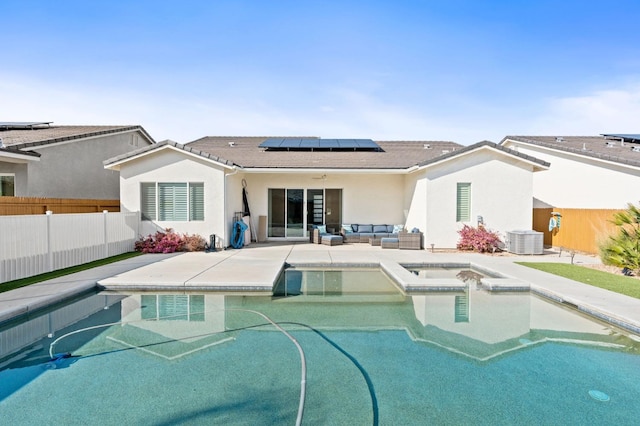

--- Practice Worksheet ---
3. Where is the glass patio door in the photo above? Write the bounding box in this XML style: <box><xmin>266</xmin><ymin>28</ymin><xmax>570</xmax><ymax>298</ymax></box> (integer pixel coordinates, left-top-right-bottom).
<box><xmin>269</xmin><ymin>188</ymin><xmax>342</xmax><ymax>238</ymax></box>
<box><xmin>268</xmin><ymin>188</ymin><xmax>304</xmax><ymax>237</ymax></box>
<box><xmin>286</xmin><ymin>189</ymin><xmax>304</xmax><ymax>237</ymax></box>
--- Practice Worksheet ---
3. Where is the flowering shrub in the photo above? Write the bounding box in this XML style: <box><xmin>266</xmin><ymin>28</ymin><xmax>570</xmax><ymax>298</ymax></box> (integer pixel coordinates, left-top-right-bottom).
<box><xmin>183</xmin><ymin>233</ymin><xmax>207</xmax><ymax>252</ymax></box>
<box><xmin>456</xmin><ymin>225</ymin><xmax>503</xmax><ymax>253</ymax></box>
<box><xmin>135</xmin><ymin>229</ymin><xmax>207</xmax><ymax>253</ymax></box>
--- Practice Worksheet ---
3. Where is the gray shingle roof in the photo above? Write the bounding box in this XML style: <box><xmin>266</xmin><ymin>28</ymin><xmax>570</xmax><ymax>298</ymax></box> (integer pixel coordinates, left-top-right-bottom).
<box><xmin>185</xmin><ymin>136</ymin><xmax>464</xmax><ymax>169</ymax></box>
<box><xmin>0</xmin><ymin>125</ymin><xmax>156</xmax><ymax>149</ymax></box>
<box><xmin>502</xmin><ymin>135</ymin><xmax>640</xmax><ymax>168</ymax></box>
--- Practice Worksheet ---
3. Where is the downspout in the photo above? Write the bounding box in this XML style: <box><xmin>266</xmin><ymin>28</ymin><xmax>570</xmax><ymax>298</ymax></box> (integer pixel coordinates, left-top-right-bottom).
<box><xmin>223</xmin><ymin>166</ymin><xmax>239</xmax><ymax>249</ymax></box>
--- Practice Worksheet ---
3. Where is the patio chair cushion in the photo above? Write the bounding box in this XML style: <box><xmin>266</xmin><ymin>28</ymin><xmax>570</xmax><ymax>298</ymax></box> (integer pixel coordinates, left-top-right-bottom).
<box><xmin>373</xmin><ymin>225</ymin><xmax>388</xmax><ymax>233</ymax></box>
<box><xmin>358</xmin><ymin>224</ymin><xmax>373</xmax><ymax>233</ymax></box>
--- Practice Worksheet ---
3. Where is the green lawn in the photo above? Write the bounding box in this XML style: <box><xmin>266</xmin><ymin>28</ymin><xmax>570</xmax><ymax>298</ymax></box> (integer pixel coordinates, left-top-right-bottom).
<box><xmin>517</xmin><ymin>262</ymin><xmax>640</xmax><ymax>299</ymax></box>
<box><xmin>0</xmin><ymin>252</ymin><xmax>142</xmax><ymax>294</ymax></box>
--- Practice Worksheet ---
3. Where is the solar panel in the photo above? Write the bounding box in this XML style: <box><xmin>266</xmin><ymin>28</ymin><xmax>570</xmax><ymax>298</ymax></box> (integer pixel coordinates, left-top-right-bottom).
<box><xmin>601</xmin><ymin>134</ymin><xmax>640</xmax><ymax>142</ymax></box>
<box><xmin>260</xmin><ymin>138</ymin><xmax>286</xmax><ymax>148</ymax></box>
<box><xmin>300</xmin><ymin>139</ymin><xmax>320</xmax><ymax>148</ymax></box>
<box><xmin>0</xmin><ymin>121</ymin><xmax>52</xmax><ymax>130</ymax></box>
<box><xmin>259</xmin><ymin>137</ymin><xmax>381</xmax><ymax>151</ymax></box>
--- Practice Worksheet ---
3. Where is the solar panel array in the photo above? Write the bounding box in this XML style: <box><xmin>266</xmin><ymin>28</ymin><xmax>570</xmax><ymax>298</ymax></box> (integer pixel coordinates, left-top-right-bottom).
<box><xmin>601</xmin><ymin>133</ymin><xmax>640</xmax><ymax>143</ymax></box>
<box><xmin>260</xmin><ymin>138</ymin><xmax>381</xmax><ymax>151</ymax></box>
<box><xmin>0</xmin><ymin>121</ymin><xmax>52</xmax><ymax>130</ymax></box>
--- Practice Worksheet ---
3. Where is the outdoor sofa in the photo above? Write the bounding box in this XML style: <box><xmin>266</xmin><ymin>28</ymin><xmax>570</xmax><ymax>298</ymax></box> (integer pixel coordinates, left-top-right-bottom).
<box><xmin>340</xmin><ymin>224</ymin><xmax>404</xmax><ymax>243</ymax></box>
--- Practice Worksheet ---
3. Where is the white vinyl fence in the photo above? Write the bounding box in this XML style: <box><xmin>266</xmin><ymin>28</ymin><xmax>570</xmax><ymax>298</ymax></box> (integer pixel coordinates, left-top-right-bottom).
<box><xmin>0</xmin><ymin>211</ymin><xmax>139</xmax><ymax>284</ymax></box>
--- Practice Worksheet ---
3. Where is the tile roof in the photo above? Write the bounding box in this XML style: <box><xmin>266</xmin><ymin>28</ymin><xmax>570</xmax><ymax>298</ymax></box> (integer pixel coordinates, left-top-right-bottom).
<box><xmin>0</xmin><ymin>125</ymin><xmax>156</xmax><ymax>149</ymax></box>
<box><xmin>104</xmin><ymin>140</ymin><xmax>236</xmax><ymax>167</ymax></box>
<box><xmin>105</xmin><ymin>137</ymin><xmax>551</xmax><ymax>172</ymax></box>
<box><xmin>502</xmin><ymin>135</ymin><xmax>640</xmax><ymax>168</ymax></box>
<box><xmin>418</xmin><ymin>141</ymin><xmax>550</xmax><ymax>168</ymax></box>
<box><xmin>184</xmin><ymin>136</ymin><xmax>464</xmax><ymax>169</ymax></box>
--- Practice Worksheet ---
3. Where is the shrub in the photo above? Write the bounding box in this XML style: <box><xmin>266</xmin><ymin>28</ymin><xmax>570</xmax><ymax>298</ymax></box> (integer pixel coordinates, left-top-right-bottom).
<box><xmin>456</xmin><ymin>224</ymin><xmax>503</xmax><ymax>253</ymax></box>
<box><xmin>183</xmin><ymin>233</ymin><xmax>207</xmax><ymax>252</ymax></box>
<box><xmin>134</xmin><ymin>229</ymin><xmax>207</xmax><ymax>253</ymax></box>
<box><xmin>600</xmin><ymin>202</ymin><xmax>640</xmax><ymax>275</ymax></box>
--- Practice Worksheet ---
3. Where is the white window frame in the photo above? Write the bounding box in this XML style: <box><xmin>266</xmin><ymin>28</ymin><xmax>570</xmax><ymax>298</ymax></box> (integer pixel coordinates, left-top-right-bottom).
<box><xmin>140</xmin><ymin>182</ymin><xmax>204</xmax><ymax>221</ymax></box>
<box><xmin>456</xmin><ymin>182</ymin><xmax>471</xmax><ymax>222</ymax></box>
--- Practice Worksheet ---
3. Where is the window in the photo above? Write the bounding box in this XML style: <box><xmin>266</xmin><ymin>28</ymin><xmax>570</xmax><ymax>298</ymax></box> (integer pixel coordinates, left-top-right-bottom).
<box><xmin>0</xmin><ymin>174</ymin><xmax>15</xmax><ymax>196</ymax></box>
<box><xmin>456</xmin><ymin>183</ymin><xmax>471</xmax><ymax>222</ymax></box>
<box><xmin>141</xmin><ymin>183</ymin><xmax>157</xmax><ymax>220</ymax></box>
<box><xmin>189</xmin><ymin>183</ymin><xmax>204</xmax><ymax>221</ymax></box>
<box><xmin>141</xmin><ymin>182</ymin><xmax>204</xmax><ymax>221</ymax></box>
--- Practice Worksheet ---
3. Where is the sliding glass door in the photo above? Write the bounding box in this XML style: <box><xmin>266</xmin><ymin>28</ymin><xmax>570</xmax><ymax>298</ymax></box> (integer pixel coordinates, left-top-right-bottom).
<box><xmin>286</xmin><ymin>189</ymin><xmax>304</xmax><ymax>237</ymax></box>
<box><xmin>269</xmin><ymin>188</ymin><xmax>342</xmax><ymax>238</ymax></box>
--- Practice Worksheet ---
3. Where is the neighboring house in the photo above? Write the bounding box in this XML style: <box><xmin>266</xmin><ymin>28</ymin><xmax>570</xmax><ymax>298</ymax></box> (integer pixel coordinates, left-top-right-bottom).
<box><xmin>104</xmin><ymin>137</ymin><xmax>548</xmax><ymax>249</ymax></box>
<box><xmin>501</xmin><ymin>134</ymin><xmax>640</xmax><ymax>209</ymax></box>
<box><xmin>0</xmin><ymin>122</ymin><xmax>155</xmax><ymax>199</ymax></box>
<box><xmin>500</xmin><ymin>134</ymin><xmax>640</xmax><ymax>253</ymax></box>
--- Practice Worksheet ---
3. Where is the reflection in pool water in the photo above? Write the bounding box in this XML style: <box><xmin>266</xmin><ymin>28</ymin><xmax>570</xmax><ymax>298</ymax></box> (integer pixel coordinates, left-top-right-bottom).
<box><xmin>1</xmin><ymin>269</ymin><xmax>640</xmax><ymax>425</ymax></box>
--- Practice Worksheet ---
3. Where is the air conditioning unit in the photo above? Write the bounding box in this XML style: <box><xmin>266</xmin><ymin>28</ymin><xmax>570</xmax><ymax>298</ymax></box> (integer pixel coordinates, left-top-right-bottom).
<box><xmin>506</xmin><ymin>230</ymin><xmax>543</xmax><ymax>255</ymax></box>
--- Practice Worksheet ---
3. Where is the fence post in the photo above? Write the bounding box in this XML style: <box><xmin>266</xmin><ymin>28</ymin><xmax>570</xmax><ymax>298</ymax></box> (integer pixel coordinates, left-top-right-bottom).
<box><xmin>103</xmin><ymin>210</ymin><xmax>109</xmax><ymax>258</ymax></box>
<box><xmin>46</xmin><ymin>210</ymin><xmax>53</xmax><ymax>272</ymax></box>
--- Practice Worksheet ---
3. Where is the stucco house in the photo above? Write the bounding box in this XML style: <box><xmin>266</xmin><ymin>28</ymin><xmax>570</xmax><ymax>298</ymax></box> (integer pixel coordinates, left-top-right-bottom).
<box><xmin>104</xmin><ymin>137</ymin><xmax>548</xmax><ymax>249</ymax></box>
<box><xmin>0</xmin><ymin>122</ymin><xmax>155</xmax><ymax>199</ymax></box>
<box><xmin>501</xmin><ymin>134</ymin><xmax>640</xmax><ymax>209</ymax></box>
<box><xmin>500</xmin><ymin>134</ymin><xmax>640</xmax><ymax>253</ymax></box>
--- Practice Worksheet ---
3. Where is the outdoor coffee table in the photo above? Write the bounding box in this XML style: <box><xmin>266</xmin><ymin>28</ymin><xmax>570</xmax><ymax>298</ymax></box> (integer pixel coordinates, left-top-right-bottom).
<box><xmin>369</xmin><ymin>237</ymin><xmax>382</xmax><ymax>246</ymax></box>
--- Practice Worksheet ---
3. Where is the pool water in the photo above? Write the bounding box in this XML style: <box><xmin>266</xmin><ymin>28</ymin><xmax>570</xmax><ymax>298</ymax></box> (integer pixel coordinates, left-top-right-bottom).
<box><xmin>1</xmin><ymin>269</ymin><xmax>640</xmax><ymax>425</ymax></box>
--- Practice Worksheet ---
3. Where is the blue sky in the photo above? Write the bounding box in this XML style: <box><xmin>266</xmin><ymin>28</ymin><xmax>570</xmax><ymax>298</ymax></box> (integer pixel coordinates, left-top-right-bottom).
<box><xmin>2</xmin><ymin>1</ymin><xmax>640</xmax><ymax>144</ymax></box>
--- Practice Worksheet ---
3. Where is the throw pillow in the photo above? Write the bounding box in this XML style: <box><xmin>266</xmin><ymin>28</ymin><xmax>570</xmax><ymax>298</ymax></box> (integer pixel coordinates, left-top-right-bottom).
<box><xmin>342</xmin><ymin>224</ymin><xmax>353</xmax><ymax>234</ymax></box>
<box><xmin>317</xmin><ymin>225</ymin><xmax>327</xmax><ymax>234</ymax></box>
<box><xmin>393</xmin><ymin>224</ymin><xmax>404</xmax><ymax>233</ymax></box>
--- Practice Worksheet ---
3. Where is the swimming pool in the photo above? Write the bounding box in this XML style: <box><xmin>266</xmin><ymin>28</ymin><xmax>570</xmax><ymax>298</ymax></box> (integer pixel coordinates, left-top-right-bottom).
<box><xmin>1</xmin><ymin>269</ymin><xmax>640</xmax><ymax>425</ymax></box>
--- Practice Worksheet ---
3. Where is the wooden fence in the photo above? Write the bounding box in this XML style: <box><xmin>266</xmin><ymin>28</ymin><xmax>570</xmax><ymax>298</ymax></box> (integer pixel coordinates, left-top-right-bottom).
<box><xmin>532</xmin><ymin>208</ymin><xmax>624</xmax><ymax>254</ymax></box>
<box><xmin>0</xmin><ymin>197</ymin><xmax>120</xmax><ymax>215</ymax></box>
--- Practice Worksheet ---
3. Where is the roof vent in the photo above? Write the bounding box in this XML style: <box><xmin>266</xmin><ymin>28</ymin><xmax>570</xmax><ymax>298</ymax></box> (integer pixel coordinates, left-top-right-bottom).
<box><xmin>0</xmin><ymin>137</ymin><xmax>4</xmax><ymax>148</ymax></box>
<box><xmin>423</xmin><ymin>144</ymin><xmax>431</xmax><ymax>149</ymax></box>
<box><xmin>632</xmin><ymin>146</ymin><xmax>640</xmax><ymax>153</ymax></box>
<box><xmin>582</xmin><ymin>143</ymin><xmax>587</xmax><ymax>150</ymax></box>
<box><xmin>228</xmin><ymin>141</ymin><xmax>235</xmax><ymax>147</ymax></box>
<box><xmin>441</xmin><ymin>149</ymin><xmax>450</xmax><ymax>155</ymax></box>
<box><xmin>555</xmin><ymin>137</ymin><xmax>564</xmax><ymax>142</ymax></box>
<box><xmin>605</xmin><ymin>141</ymin><xmax>616</xmax><ymax>148</ymax></box>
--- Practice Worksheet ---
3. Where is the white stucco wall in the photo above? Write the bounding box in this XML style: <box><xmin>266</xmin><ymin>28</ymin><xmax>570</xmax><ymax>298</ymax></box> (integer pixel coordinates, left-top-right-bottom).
<box><xmin>19</xmin><ymin>130</ymin><xmax>152</xmax><ymax>199</ymax></box>
<box><xmin>414</xmin><ymin>150</ymin><xmax>535</xmax><ymax>248</ymax></box>
<box><xmin>237</xmin><ymin>172</ymin><xmax>407</xmax><ymax>235</ymax></box>
<box><xmin>118</xmin><ymin>149</ymin><xmax>227</xmax><ymax>244</ymax></box>
<box><xmin>502</xmin><ymin>141</ymin><xmax>640</xmax><ymax>209</ymax></box>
